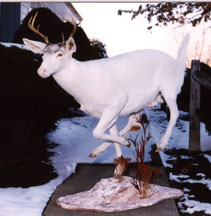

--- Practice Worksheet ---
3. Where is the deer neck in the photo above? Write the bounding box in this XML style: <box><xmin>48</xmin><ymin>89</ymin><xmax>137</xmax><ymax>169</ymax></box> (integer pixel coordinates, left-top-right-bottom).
<box><xmin>52</xmin><ymin>58</ymin><xmax>90</xmax><ymax>104</ymax></box>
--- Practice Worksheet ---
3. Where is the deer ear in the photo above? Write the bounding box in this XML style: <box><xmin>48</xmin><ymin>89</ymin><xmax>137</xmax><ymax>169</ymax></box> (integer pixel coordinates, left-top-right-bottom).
<box><xmin>65</xmin><ymin>38</ymin><xmax>76</xmax><ymax>53</ymax></box>
<box><xmin>23</xmin><ymin>38</ymin><xmax>46</xmax><ymax>54</ymax></box>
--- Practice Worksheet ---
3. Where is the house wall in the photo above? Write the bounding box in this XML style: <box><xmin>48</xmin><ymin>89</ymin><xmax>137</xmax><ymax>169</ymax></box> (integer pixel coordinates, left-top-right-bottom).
<box><xmin>20</xmin><ymin>2</ymin><xmax>81</xmax><ymax>23</ymax></box>
<box><xmin>0</xmin><ymin>2</ymin><xmax>82</xmax><ymax>42</ymax></box>
<box><xmin>0</xmin><ymin>3</ymin><xmax>20</xmax><ymax>42</ymax></box>
<box><xmin>20</xmin><ymin>2</ymin><xmax>44</xmax><ymax>22</ymax></box>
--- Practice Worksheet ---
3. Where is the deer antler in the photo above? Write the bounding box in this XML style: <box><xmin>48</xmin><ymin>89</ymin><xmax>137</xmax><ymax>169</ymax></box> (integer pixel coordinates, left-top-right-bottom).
<box><xmin>61</xmin><ymin>32</ymin><xmax>65</xmax><ymax>44</ymax></box>
<box><xmin>28</xmin><ymin>12</ymin><xmax>49</xmax><ymax>44</ymax></box>
<box><xmin>63</xmin><ymin>18</ymin><xmax>76</xmax><ymax>39</ymax></box>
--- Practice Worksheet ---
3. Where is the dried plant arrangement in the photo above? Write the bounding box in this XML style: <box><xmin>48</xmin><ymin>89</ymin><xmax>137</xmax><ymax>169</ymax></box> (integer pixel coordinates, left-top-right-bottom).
<box><xmin>129</xmin><ymin>114</ymin><xmax>160</xmax><ymax>199</ymax></box>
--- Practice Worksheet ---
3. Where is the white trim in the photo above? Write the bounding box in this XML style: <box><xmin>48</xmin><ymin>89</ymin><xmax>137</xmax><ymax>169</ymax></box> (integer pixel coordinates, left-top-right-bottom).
<box><xmin>20</xmin><ymin>2</ymin><xmax>82</xmax><ymax>23</ymax></box>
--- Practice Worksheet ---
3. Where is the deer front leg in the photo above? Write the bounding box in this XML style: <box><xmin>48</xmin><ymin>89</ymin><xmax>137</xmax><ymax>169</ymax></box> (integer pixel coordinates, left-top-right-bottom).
<box><xmin>110</xmin><ymin>124</ymin><xmax>122</xmax><ymax>158</ymax></box>
<box><xmin>89</xmin><ymin>113</ymin><xmax>142</xmax><ymax>158</ymax></box>
<box><xmin>89</xmin><ymin>141</ymin><xmax>112</xmax><ymax>158</ymax></box>
<box><xmin>92</xmin><ymin>114</ymin><xmax>130</xmax><ymax>146</ymax></box>
<box><xmin>111</xmin><ymin>124</ymin><xmax>131</xmax><ymax>178</ymax></box>
<box><xmin>92</xmin><ymin>96</ymin><xmax>129</xmax><ymax>146</ymax></box>
<box><xmin>90</xmin><ymin>124</ymin><xmax>123</xmax><ymax>158</ymax></box>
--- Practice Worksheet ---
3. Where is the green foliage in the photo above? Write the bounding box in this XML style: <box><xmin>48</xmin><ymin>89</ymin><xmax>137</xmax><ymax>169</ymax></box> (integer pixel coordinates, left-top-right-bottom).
<box><xmin>0</xmin><ymin>44</ymin><xmax>40</xmax><ymax>94</ymax></box>
<box><xmin>90</xmin><ymin>39</ymin><xmax>107</xmax><ymax>59</ymax></box>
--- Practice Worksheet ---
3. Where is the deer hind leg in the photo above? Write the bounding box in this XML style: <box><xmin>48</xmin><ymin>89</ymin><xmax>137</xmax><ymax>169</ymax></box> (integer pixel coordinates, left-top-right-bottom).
<box><xmin>148</xmin><ymin>94</ymin><xmax>164</xmax><ymax>108</ymax></box>
<box><xmin>157</xmin><ymin>95</ymin><xmax>179</xmax><ymax>151</ymax></box>
<box><xmin>90</xmin><ymin>113</ymin><xmax>142</xmax><ymax>158</ymax></box>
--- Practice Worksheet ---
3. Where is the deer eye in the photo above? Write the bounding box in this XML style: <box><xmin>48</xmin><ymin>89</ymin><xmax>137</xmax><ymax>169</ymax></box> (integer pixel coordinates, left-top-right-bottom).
<box><xmin>57</xmin><ymin>53</ymin><xmax>63</xmax><ymax>57</ymax></box>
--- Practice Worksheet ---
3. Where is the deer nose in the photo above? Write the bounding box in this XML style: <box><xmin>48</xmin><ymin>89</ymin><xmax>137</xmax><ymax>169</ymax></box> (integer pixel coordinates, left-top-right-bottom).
<box><xmin>37</xmin><ymin>67</ymin><xmax>47</xmax><ymax>78</ymax></box>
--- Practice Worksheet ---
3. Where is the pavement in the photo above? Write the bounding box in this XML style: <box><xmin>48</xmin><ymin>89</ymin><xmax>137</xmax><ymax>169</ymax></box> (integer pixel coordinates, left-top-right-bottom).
<box><xmin>43</xmin><ymin>163</ymin><xmax>180</xmax><ymax>216</ymax></box>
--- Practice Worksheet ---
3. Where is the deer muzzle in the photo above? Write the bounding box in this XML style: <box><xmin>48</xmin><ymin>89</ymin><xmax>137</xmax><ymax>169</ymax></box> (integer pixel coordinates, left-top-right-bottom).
<box><xmin>37</xmin><ymin>67</ymin><xmax>47</xmax><ymax>78</ymax></box>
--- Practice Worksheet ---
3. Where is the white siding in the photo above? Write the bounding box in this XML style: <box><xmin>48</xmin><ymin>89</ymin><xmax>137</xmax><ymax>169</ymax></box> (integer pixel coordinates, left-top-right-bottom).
<box><xmin>45</xmin><ymin>3</ymin><xmax>80</xmax><ymax>22</ymax></box>
<box><xmin>20</xmin><ymin>3</ymin><xmax>30</xmax><ymax>22</ymax></box>
<box><xmin>20</xmin><ymin>2</ymin><xmax>80</xmax><ymax>23</ymax></box>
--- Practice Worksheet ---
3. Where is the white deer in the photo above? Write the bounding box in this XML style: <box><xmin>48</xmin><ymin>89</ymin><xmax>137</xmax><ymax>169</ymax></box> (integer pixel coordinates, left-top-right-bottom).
<box><xmin>23</xmin><ymin>13</ymin><xmax>190</xmax><ymax>161</ymax></box>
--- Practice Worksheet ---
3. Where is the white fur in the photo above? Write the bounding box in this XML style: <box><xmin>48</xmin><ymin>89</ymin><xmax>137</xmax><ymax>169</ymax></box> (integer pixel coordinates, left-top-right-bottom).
<box><xmin>23</xmin><ymin>34</ymin><xmax>190</xmax><ymax>157</ymax></box>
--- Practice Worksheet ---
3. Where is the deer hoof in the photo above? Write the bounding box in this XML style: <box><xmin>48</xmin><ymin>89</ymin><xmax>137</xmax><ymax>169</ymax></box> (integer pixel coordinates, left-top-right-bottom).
<box><xmin>89</xmin><ymin>153</ymin><xmax>97</xmax><ymax>158</ymax></box>
<box><xmin>124</xmin><ymin>137</ymin><xmax>130</xmax><ymax>148</ymax></box>
<box><xmin>156</xmin><ymin>146</ymin><xmax>163</xmax><ymax>152</ymax></box>
<box><xmin>124</xmin><ymin>138</ymin><xmax>131</xmax><ymax>148</ymax></box>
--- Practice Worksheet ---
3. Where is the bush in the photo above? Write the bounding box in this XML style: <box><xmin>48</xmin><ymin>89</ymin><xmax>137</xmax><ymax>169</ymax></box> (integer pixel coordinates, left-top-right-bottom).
<box><xmin>0</xmin><ymin>43</ymin><xmax>79</xmax><ymax>150</ymax></box>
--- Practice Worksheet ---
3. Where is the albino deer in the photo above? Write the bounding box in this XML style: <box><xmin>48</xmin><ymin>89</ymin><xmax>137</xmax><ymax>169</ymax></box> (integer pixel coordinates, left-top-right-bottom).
<box><xmin>23</xmin><ymin>13</ymin><xmax>190</xmax><ymax>161</ymax></box>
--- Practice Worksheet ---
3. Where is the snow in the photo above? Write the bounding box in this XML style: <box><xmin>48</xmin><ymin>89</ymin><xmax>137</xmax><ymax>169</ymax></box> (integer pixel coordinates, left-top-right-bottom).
<box><xmin>146</xmin><ymin>106</ymin><xmax>211</xmax><ymax>215</ymax></box>
<box><xmin>0</xmin><ymin>42</ymin><xmax>28</xmax><ymax>50</ymax></box>
<box><xmin>0</xmin><ymin>111</ymin><xmax>153</xmax><ymax>216</ymax></box>
<box><xmin>169</xmin><ymin>172</ymin><xmax>211</xmax><ymax>190</ymax></box>
<box><xmin>0</xmin><ymin>106</ymin><xmax>211</xmax><ymax>216</ymax></box>
<box><xmin>178</xmin><ymin>191</ymin><xmax>211</xmax><ymax>215</ymax></box>
<box><xmin>0</xmin><ymin>181</ymin><xmax>60</xmax><ymax>216</ymax></box>
<box><xmin>204</xmin><ymin>154</ymin><xmax>211</xmax><ymax>163</ymax></box>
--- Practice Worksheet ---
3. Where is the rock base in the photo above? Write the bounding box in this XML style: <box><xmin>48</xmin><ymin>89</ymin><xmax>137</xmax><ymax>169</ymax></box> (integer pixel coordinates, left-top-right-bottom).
<box><xmin>56</xmin><ymin>176</ymin><xmax>183</xmax><ymax>212</ymax></box>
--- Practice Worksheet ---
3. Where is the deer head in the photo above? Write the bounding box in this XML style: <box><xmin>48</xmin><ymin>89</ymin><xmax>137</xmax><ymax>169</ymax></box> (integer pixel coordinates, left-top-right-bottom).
<box><xmin>23</xmin><ymin>12</ymin><xmax>77</xmax><ymax>78</ymax></box>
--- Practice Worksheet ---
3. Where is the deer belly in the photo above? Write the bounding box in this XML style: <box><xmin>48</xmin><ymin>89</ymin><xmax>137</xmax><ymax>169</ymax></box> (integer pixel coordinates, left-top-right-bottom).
<box><xmin>80</xmin><ymin>104</ymin><xmax>103</xmax><ymax>118</ymax></box>
<box><xmin>120</xmin><ymin>93</ymin><xmax>160</xmax><ymax>116</ymax></box>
